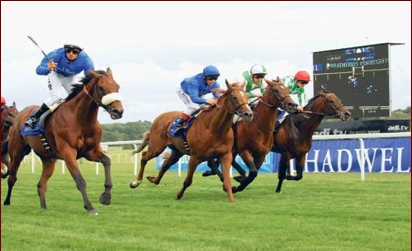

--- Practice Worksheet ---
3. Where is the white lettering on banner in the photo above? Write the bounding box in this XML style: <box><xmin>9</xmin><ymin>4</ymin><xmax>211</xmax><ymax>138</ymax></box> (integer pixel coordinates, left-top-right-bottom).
<box><xmin>307</xmin><ymin>146</ymin><xmax>410</xmax><ymax>173</ymax></box>
<box><xmin>337</xmin><ymin>149</ymin><xmax>352</xmax><ymax>172</ymax></box>
<box><xmin>322</xmin><ymin>151</ymin><xmax>335</xmax><ymax>173</ymax></box>
<box><xmin>306</xmin><ymin>150</ymin><xmax>320</xmax><ymax>172</ymax></box>
<box><xmin>363</xmin><ymin>148</ymin><xmax>378</xmax><ymax>173</ymax></box>
<box><xmin>380</xmin><ymin>148</ymin><xmax>394</xmax><ymax>173</ymax></box>
<box><xmin>396</xmin><ymin>147</ymin><xmax>409</xmax><ymax>173</ymax></box>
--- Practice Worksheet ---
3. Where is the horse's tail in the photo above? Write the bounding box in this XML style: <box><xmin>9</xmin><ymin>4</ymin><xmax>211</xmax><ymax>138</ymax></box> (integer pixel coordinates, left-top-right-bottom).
<box><xmin>132</xmin><ymin>131</ymin><xmax>150</xmax><ymax>155</ymax></box>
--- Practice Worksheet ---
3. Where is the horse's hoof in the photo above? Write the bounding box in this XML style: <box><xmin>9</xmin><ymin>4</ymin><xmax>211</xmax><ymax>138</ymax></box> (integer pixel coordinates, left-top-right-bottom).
<box><xmin>231</xmin><ymin>186</ymin><xmax>238</xmax><ymax>194</ymax></box>
<box><xmin>99</xmin><ymin>193</ymin><xmax>111</xmax><ymax>205</ymax></box>
<box><xmin>130</xmin><ymin>180</ymin><xmax>141</xmax><ymax>188</ymax></box>
<box><xmin>146</xmin><ymin>176</ymin><xmax>155</xmax><ymax>183</ymax></box>
<box><xmin>202</xmin><ymin>171</ymin><xmax>214</xmax><ymax>177</ymax></box>
<box><xmin>88</xmin><ymin>209</ymin><xmax>99</xmax><ymax>215</ymax></box>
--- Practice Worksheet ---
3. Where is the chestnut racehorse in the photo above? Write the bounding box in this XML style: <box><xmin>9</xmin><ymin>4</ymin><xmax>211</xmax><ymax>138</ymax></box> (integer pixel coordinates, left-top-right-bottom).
<box><xmin>3</xmin><ymin>68</ymin><xmax>124</xmax><ymax>214</ymax></box>
<box><xmin>129</xmin><ymin>80</ymin><xmax>253</xmax><ymax>203</ymax></box>
<box><xmin>203</xmin><ymin>78</ymin><xmax>298</xmax><ymax>193</ymax></box>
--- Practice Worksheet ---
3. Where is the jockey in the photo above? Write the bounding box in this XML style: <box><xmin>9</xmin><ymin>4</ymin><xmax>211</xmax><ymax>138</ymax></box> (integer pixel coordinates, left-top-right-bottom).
<box><xmin>276</xmin><ymin>70</ymin><xmax>310</xmax><ymax>123</ymax></box>
<box><xmin>237</xmin><ymin>64</ymin><xmax>268</xmax><ymax>106</ymax></box>
<box><xmin>1</xmin><ymin>96</ymin><xmax>6</xmax><ymax>113</ymax></box>
<box><xmin>25</xmin><ymin>43</ymin><xmax>95</xmax><ymax>128</ymax></box>
<box><xmin>174</xmin><ymin>65</ymin><xmax>222</xmax><ymax>134</ymax></box>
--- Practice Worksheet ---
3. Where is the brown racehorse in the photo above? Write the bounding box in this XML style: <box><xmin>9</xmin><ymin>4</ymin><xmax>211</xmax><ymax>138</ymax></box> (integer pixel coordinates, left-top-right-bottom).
<box><xmin>272</xmin><ymin>90</ymin><xmax>352</xmax><ymax>193</ymax></box>
<box><xmin>129</xmin><ymin>80</ymin><xmax>253</xmax><ymax>203</ymax></box>
<box><xmin>3</xmin><ymin>68</ymin><xmax>124</xmax><ymax>214</ymax></box>
<box><xmin>203</xmin><ymin>78</ymin><xmax>298</xmax><ymax>193</ymax></box>
<box><xmin>1</xmin><ymin>102</ymin><xmax>19</xmax><ymax>178</ymax></box>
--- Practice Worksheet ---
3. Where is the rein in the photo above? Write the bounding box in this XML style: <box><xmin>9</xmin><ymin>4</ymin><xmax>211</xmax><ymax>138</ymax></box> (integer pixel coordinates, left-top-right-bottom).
<box><xmin>302</xmin><ymin>93</ymin><xmax>343</xmax><ymax>116</ymax></box>
<box><xmin>251</xmin><ymin>85</ymin><xmax>289</xmax><ymax>134</ymax></box>
<box><xmin>82</xmin><ymin>76</ymin><xmax>105</xmax><ymax>108</ymax></box>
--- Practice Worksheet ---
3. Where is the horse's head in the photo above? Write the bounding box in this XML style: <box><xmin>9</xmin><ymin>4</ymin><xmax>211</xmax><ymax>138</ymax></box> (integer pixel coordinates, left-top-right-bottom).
<box><xmin>1</xmin><ymin>102</ymin><xmax>18</xmax><ymax>127</ymax></box>
<box><xmin>87</xmin><ymin>68</ymin><xmax>124</xmax><ymax>120</ymax></box>
<box><xmin>264</xmin><ymin>78</ymin><xmax>298</xmax><ymax>113</ymax></box>
<box><xmin>217</xmin><ymin>80</ymin><xmax>253</xmax><ymax>122</ymax></box>
<box><xmin>316</xmin><ymin>92</ymin><xmax>352</xmax><ymax>121</ymax></box>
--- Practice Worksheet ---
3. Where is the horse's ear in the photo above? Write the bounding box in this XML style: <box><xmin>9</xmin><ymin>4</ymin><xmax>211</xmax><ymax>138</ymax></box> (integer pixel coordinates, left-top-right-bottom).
<box><xmin>107</xmin><ymin>67</ymin><xmax>112</xmax><ymax>76</ymax></box>
<box><xmin>13</xmin><ymin>101</ymin><xmax>16</xmax><ymax>107</ymax></box>
<box><xmin>225</xmin><ymin>79</ymin><xmax>230</xmax><ymax>89</ymax></box>
<box><xmin>240</xmin><ymin>81</ymin><xmax>246</xmax><ymax>90</ymax></box>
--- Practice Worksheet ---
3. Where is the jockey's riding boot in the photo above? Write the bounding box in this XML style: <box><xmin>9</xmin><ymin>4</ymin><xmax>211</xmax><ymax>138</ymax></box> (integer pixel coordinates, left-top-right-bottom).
<box><xmin>173</xmin><ymin>117</ymin><xmax>187</xmax><ymax>134</ymax></box>
<box><xmin>24</xmin><ymin>103</ymin><xmax>50</xmax><ymax>128</ymax></box>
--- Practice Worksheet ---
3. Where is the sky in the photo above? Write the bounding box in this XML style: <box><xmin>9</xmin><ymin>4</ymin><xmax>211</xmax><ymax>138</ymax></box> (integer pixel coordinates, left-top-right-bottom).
<box><xmin>1</xmin><ymin>1</ymin><xmax>411</xmax><ymax>124</ymax></box>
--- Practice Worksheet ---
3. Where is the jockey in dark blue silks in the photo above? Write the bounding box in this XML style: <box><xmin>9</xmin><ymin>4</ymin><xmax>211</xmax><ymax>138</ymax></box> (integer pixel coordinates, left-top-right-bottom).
<box><xmin>174</xmin><ymin>65</ymin><xmax>222</xmax><ymax>134</ymax></box>
<box><xmin>25</xmin><ymin>43</ymin><xmax>95</xmax><ymax>128</ymax></box>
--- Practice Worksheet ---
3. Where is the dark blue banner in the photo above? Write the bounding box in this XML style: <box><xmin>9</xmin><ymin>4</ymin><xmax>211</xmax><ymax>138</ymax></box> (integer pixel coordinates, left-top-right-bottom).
<box><xmin>157</xmin><ymin>137</ymin><xmax>410</xmax><ymax>173</ymax></box>
<box><xmin>272</xmin><ymin>137</ymin><xmax>410</xmax><ymax>173</ymax></box>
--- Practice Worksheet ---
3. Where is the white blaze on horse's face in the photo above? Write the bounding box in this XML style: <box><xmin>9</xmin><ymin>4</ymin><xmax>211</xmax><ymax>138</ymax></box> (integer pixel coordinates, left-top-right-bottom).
<box><xmin>101</xmin><ymin>93</ymin><xmax>124</xmax><ymax>105</ymax></box>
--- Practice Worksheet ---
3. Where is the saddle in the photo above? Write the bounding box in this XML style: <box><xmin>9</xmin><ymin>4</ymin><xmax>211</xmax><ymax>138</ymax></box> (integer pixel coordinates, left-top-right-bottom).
<box><xmin>21</xmin><ymin>102</ymin><xmax>63</xmax><ymax>136</ymax></box>
<box><xmin>168</xmin><ymin>106</ymin><xmax>209</xmax><ymax>138</ymax></box>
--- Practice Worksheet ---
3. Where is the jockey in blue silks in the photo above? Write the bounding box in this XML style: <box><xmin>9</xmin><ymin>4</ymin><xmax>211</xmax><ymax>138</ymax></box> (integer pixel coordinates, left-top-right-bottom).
<box><xmin>174</xmin><ymin>65</ymin><xmax>222</xmax><ymax>134</ymax></box>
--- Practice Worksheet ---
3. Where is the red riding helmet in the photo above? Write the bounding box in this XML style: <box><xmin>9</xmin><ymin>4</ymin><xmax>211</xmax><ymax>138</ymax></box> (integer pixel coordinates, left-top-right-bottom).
<box><xmin>294</xmin><ymin>71</ymin><xmax>310</xmax><ymax>82</ymax></box>
<box><xmin>1</xmin><ymin>96</ymin><xmax>6</xmax><ymax>105</ymax></box>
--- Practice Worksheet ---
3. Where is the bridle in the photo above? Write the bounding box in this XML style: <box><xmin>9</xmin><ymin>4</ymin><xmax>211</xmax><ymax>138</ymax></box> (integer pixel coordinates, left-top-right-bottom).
<box><xmin>215</xmin><ymin>87</ymin><xmax>249</xmax><ymax>116</ymax></box>
<box><xmin>253</xmin><ymin>83</ymin><xmax>292</xmax><ymax>134</ymax></box>
<box><xmin>302</xmin><ymin>93</ymin><xmax>343</xmax><ymax>117</ymax></box>
<box><xmin>82</xmin><ymin>74</ymin><xmax>111</xmax><ymax>112</ymax></box>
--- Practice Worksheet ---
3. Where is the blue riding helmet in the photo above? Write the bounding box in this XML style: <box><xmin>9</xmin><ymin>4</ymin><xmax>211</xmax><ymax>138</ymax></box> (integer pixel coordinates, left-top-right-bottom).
<box><xmin>203</xmin><ymin>65</ymin><xmax>220</xmax><ymax>77</ymax></box>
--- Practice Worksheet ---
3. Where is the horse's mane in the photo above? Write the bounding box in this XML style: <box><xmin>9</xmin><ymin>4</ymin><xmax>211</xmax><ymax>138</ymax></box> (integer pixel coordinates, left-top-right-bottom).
<box><xmin>65</xmin><ymin>70</ymin><xmax>107</xmax><ymax>102</ymax></box>
<box><xmin>304</xmin><ymin>90</ymin><xmax>332</xmax><ymax>109</ymax></box>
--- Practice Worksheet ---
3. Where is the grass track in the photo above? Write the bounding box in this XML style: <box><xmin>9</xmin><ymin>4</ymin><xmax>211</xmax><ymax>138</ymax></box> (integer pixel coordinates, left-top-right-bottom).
<box><xmin>1</xmin><ymin>154</ymin><xmax>410</xmax><ymax>251</ymax></box>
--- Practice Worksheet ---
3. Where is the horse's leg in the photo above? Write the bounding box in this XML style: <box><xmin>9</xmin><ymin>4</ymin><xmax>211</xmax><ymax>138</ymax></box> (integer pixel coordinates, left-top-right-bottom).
<box><xmin>3</xmin><ymin>146</ymin><xmax>27</xmax><ymax>206</ymax></box>
<box><xmin>130</xmin><ymin>148</ymin><xmax>165</xmax><ymax>188</ymax></box>
<box><xmin>275</xmin><ymin>154</ymin><xmax>290</xmax><ymax>193</ymax></box>
<box><xmin>286</xmin><ymin>155</ymin><xmax>304</xmax><ymax>181</ymax></box>
<box><xmin>232</xmin><ymin>152</ymin><xmax>259</xmax><ymax>193</ymax></box>
<box><xmin>84</xmin><ymin>149</ymin><xmax>113</xmax><ymax>206</ymax></box>
<box><xmin>219</xmin><ymin>152</ymin><xmax>235</xmax><ymax>203</ymax></box>
<box><xmin>148</xmin><ymin>150</ymin><xmax>183</xmax><ymax>184</ymax></box>
<box><xmin>232</xmin><ymin>158</ymin><xmax>247</xmax><ymax>183</ymax></box>
<box><xmin>61</xmin><ymin>149</ymin><xmax>97</xmax><ymax>214</ymax></box>
<box><xmin>37</xmin><ymin>157</ymin><xmax>56</xmax><ymax>209</ymax></box>
<box><xmin>1</xmin><ymin>156</ymin><xmax>9</xmax><ymax>179</ymax></box>
<box><xmin>203</xmin><ymin>159</ymin><xmax>224</xmax><ymax>182</ymax></box>
<box><xmin>98</xmin><ymin>154</ymin><xmax>113</xmax><ymax>205</ymax></box>
<box><xmin>1</xmin><ymin>140</ymin><xmax>10</xmax><ymax>178</ymax></box>
<box><xmin>176</xmin><ymin>156</ymin><xmax>201</xmax><ymax>200</ymax></box>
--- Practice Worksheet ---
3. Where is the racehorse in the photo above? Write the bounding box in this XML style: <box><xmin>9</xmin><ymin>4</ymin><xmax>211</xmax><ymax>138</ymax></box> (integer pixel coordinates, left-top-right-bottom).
<box><xmin>1</xmin><ymin>102</ymin><xmax>19</xmax><ymax>178</ymax></box>
<box><xmin>272</xmin><ymin>90</ymin><xmax>351</xmax><ymax>193</ymax></box>
<box><xmin>3</xmin><ymin>68</ymin><xmax>124</xmax><ymax>214</ymax></box>
<box><xmin>202</xmin><ymin>78</ymin><xmax>298</xmax><ymax>193</ymax></box>
<box><xmin>129</xmin><ymin>80</ymin><xmax>253</xmax><ymax>203</ymax></box>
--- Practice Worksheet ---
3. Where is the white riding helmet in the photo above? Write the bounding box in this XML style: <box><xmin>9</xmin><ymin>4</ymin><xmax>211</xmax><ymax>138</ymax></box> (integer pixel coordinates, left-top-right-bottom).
<box><xmin>250</xmin><ymin>64</ymin><xmax>268</xmax><ymax>75</ymax></box>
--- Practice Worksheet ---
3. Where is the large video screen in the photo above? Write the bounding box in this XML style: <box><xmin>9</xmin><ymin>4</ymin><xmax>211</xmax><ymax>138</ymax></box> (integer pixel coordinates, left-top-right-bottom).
<box><xmin>313</xmin><ymin>43</ymin><xmax>390</xmax><ymax>118</ymax></box>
